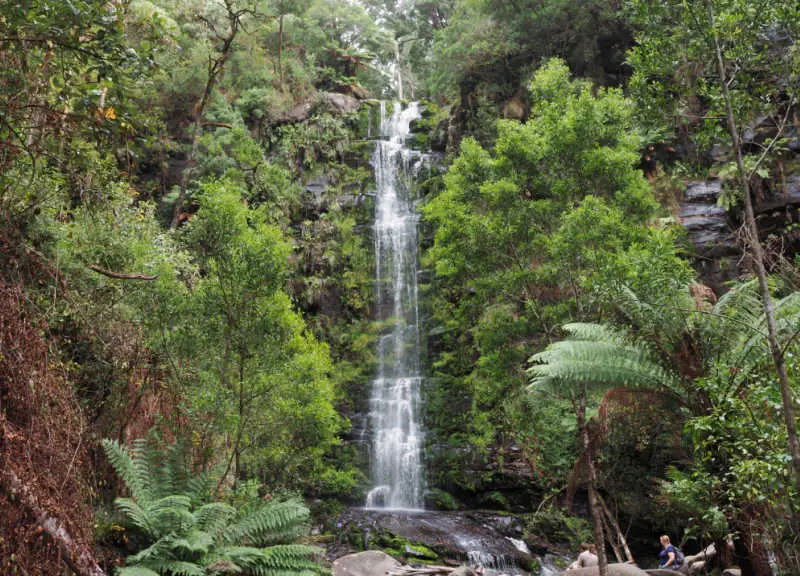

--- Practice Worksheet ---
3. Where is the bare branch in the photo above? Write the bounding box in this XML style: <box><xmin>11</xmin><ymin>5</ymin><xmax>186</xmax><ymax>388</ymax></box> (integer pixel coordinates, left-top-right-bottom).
<box><xmin>89</xmin><ymin>264</ymin><xmax>157</xmax><ymax>281</ymax></box>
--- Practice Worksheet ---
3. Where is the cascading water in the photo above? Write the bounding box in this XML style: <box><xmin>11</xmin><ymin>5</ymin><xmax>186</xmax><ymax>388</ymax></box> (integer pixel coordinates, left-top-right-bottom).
<box><xmin>365</xmin><ymin>101</ymin><xmax>425</xmax><ymax>510</ymax></box>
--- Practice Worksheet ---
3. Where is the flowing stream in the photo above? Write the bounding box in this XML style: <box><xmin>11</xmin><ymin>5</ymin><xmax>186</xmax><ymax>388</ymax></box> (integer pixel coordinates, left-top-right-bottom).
<box><xmin>366</xmin><ymin>101</ymin><xmax>425</xmax><ymax>510</ymax></box>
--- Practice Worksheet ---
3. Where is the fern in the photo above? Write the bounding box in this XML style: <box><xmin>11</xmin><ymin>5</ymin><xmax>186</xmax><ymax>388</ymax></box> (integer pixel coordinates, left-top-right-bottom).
<box><xmin>103</xmin><ymin>439</ymin><xmax>153</xmax><ymax>508</ymax></box>
<box><xmin>221</xmin><ymin>500</ymin><xmax>310</xmax><ymax>547</ymax></box>
<box><xmin>528</xmin><ymin>322</ymin><xmax>681</xmax><ymax>395</ymax></box>
<box><xmin>104</xmin><ymin>438</ymin><xmax>320</xmax><ymax>576</ymax></box>
<box><xmin>117</xmin><ymin>567</ymin><xmax>162</xmax><ymax>576</ymax></box>
<box><xmin>194</xmin><ymin>503</ymin><xmax>238</xmax><ymax>534</ymax></box>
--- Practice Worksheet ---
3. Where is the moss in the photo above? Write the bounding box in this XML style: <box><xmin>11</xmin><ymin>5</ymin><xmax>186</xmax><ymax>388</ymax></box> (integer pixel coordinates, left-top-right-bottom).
<box><xmin>404</xmin><ymin>544</ymin><xmax>439</xmax><ymax>561</ymax></box>
<box><xmin>425</xmin><ymin>488</ymin><xmax>461</xmax><ymax>511</ymax></box>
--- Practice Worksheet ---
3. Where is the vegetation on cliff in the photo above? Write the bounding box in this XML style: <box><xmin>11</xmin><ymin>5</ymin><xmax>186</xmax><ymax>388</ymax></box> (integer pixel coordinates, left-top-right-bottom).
<box><xmin>1</xmin><ymin>0</ymin><xmax>800</xmax><ymax>575</ymax></box>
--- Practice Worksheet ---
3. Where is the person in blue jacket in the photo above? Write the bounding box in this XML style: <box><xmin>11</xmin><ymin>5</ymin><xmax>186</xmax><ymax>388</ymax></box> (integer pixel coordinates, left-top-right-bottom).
<box><xmin>658</xmin><ymin>535</ymin><xmax>682</xmax><ymax>570</ymax></box>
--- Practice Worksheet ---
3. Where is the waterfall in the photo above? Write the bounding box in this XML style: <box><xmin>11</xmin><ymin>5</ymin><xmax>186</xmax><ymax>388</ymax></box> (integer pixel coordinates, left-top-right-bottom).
<box><xmin>365</xmin><ymin>101</ymin><xmax>425</xmax><ymax>510</ymax></box>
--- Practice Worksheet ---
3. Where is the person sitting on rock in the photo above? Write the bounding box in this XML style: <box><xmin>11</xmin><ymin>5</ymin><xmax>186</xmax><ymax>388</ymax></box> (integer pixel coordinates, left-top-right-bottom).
<box><xmin>567</xmin><ymin>543</ymin><xmax>598</xmax><ymax>570</ymax></box>
<box><xmin>658</xmin><ymin>535</ymin><xmax>683</xmax><ymax>570</ymax></box>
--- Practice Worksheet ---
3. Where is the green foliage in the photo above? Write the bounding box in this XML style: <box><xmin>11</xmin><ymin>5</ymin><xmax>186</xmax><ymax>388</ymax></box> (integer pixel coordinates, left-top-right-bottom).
<box><xmin>152</xmin><ymin>181</ymin><xmax>342</xmax><ymax>488</ymax></box>
<box><xmin>422</xmin><ymin>59</ymin><xmax>659</xmax><ymax>492</ymax></box>
<box><xmin>626</xmin><ymin>0</ymin><xmax>800</xmax><ymax>181</ymax></box>
<box><xmin>103</xmin><ymin>438</ymin><xmax>325</xmax><ymax>576</ymax></box>
<box><xmin>528</xmin><ymin>323</ymin><xmax>683</xmax><ymax>397</ymax></box>
<box><xmin>524</xmin><ymin>507</ymin><xmax>593</xmax><ymax>551</ymax></box>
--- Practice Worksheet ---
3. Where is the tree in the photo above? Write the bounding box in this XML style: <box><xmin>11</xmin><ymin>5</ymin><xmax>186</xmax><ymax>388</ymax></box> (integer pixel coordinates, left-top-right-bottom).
<box><xmin>529</xmin><ymin>275</ymin><xmax>800</xmax><ymax>572</ymax></box>
<box><xmin>627</xmin><ymin>0</ymin><xmax>800</xmax><ymax>492</ymax></box>
<box><xmin>159</xmin><ymin>181</ymin><xmax>340</xmax><ymax>487</ymax></box>
<box><xmin>170</xmin><ymin>0</ymin><xmax>267</xmax><ymax>228</ymax></box>
<box><xmin>529</xmin><ymin>323</ymin><xmax>676</xmax><ymax>575</ymax></box>
<box><xmin>271</xmin><ymin>0</ymin><xmax>313</xmax><ymax>85</ymax></box>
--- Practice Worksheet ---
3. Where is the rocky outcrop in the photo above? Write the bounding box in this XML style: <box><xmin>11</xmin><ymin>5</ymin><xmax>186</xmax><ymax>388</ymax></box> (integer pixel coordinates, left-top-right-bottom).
<box><xmin>680</xmin><ymin>180</ymin><xmax>737</xmax><ymax>257</ymax></box>
<box><xmin>333</xmin><ymin>551</ymin><xmax>402</xmax><ymax>576</ymax></box>
<box><xmin>680</xmin><ymin>174</ymin><xmax>800</xmax><ymax>290</ymax></box>
<box><xmin>275</xmin><ymin>92</ymin><xmax>362</xmax><ymax>126</ymax></box>
<box><xmin>330</xmin><ymin>509</ymin><xmax>536</xmax><ymax>571</ymax></box>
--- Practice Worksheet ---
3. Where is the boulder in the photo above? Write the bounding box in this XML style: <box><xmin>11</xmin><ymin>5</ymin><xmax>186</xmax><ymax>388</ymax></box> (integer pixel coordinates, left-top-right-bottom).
<box><xmin>332</xmin><ymin>551</ymin><xmax>402</xmax><ymax>576</ymax></box>
<box><xmin>645</xmin><ymin>569</ymin><xmax>689</xmax><ymax>576</ymax></box>
<box><xmin>321</xmin><ymin>92</ymin><xmax>361</xmax><ymax>115</ymax></box>
<box><xmin>450</xmin><ymin>566</ymin><xmax>477</xmax><ymax>576</ymax></box>
<box><xmin>274</xmin><ymin>92</ymin><xmax>361</xmax><ymax>125</ymax></box>
<box><xmin>557</xmin><ymin>563</ymin><xmax>649</xmax><ymax>576</ymax></box>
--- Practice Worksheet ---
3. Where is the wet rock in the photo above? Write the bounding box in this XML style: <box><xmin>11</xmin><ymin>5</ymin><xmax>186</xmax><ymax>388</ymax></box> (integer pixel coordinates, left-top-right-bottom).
<box><xmin>709</xmin><ymin>144</ymin><xmax>729</xmax><ymax>163</ymax></box>
<box><xmin>755</xmin><ymin>173</ymin><xmax>800</xmax><ymax>212</ymax></box>
<box><xmin>304</xmin><ymin>175</ymin><xmax>330</xmax><ymax>212</ymax></box>
<box><xmin>275</xmin><ymin>92</ymin><xmax>361</xmax><ymax>125</ymax></box>
<box><xmin>680</xmin><ymin>180</ymin><xmax>737</xmax><ymax>256</ymax></box>
<box><xmin>333</xmin><ymin>551</ymin><xmax>402</xmax><ymax>576</ymax></box>
<box><xmin>332</xmin><ymin>509</ymin><xmax>535</xmax><ymax>572</ymax></box>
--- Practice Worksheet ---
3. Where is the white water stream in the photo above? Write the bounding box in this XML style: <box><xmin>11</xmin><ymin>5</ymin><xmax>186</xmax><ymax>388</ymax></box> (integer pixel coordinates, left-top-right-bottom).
<box><xmin>366</xmin><ymin>102</ymin><xmax>425</xmax><ymax>510</ymax></box>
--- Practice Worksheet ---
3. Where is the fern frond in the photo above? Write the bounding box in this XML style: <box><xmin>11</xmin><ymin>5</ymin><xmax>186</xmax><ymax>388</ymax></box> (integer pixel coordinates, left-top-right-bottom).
<box><xmin>131</xmin><ymin>437</ymin><xmax>158</xmax><ymax>504</ymax></box>
<box><xmin>186</xmin><ymin>469</ymin><xmax>218</xmax><ymax>505</ymax></box>
<box><xmin>194</xmin><ymin>502</ymin><xmax>237</xmax><ymax>534</ymax></box>
<box><xmin>127</xmin><ymin>534</ymin><xmax>175</xmax><ymax>564</ymax></box>
<box><xmin>103</xmin><ymin>439</ymin><xmax>152</xmax><ymax>507</ymax></box>
<box><xmin>149</xmin><ymin>499</ymin><xmax>195</xmax><ymax>533</ymax></box>
<box><xmin>114</xmin><ymin>498</ymin><xmax>153</xmax><ymax>536</ymax></box>
<box><xmin>168</xmin><ymin>529</ymin><xmax>214</xmax><ymax>556</ymax></box>
<box><xmin>528</xmin><ymin>323</ymin><xmax>681</xmax><ymax>394</ymax></box>
<box><xmin>146</xmin><ymin>559</ymin><xmax>206</xmax><ymax>576</ymax></box>
<box><xmin>221</xmin><ymin>500</ymin><xmax>310</xmax><ymax>547</ymax></box>
<box><xmin>116</xmin><ymin>567</ymin><xmax>161</xmax><ymax>576</ymax></box>
<box><xmin>220</xmin><ymin>545</ymin><xmax>323</xmax><ymax>576</ymax></box>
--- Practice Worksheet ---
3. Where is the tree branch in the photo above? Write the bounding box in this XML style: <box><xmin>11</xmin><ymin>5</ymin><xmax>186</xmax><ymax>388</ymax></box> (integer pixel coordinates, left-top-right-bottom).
<box><xmin>89</xmin><ymin>264</ymin><xmax>157</xmax><ymax>281</ymax></box>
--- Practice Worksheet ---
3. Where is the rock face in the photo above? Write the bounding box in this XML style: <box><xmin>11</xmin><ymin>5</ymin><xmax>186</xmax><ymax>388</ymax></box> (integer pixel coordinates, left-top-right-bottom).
<box><xmin>275</xmin><ymin>92</ymin><xmax>362</xmax><ymax>125</ymax></box>
<box><xmin>679</xmin><ymin>175</ymin><xmax>800</xmax><ymax>291</ymax></box>
<box><xmin>680</xmin><ymin>180</ymin><xmax>737</xmax><ymax>256</ymax></box>
<box><xmin>332</xmin><ymin>551</ymin><xmax>402</xmax><ymax>576</ymax></box>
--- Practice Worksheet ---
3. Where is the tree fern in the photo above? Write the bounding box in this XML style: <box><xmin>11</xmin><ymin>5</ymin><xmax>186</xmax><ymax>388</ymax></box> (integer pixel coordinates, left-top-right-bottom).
<box><xmin>221</xmin><ymin>500</ymin><xmax>310</xmax><ymax>547</ymax></box>
<box><xmin>103</xmin><ymin>439</ymin><xmax>154</xmax><ymax>508</ymax></box>
<box><xmin>193</xmin><ymin>503</ymin><xmax>237</xmax><ymax>534</ymax></box>
<box><xmin>528</xmin><ymin>322</ymin><xmax>681</xmax><ymax>395</ymax></box>
<box><xmin>104</xmin><ymin>438</ymin><xmax>323</xmax><ymax>576</ymax></box>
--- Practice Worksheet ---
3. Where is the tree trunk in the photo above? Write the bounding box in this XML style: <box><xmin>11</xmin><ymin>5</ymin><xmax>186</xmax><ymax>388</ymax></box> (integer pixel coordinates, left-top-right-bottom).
<box><xmin>170</xmin><ymin>7</ymin><xmax>240</xmax><ymax>229</ymax></box>
<box><xmin>1</xmin><ymin>469</ymin><xmax>106</xmax><ymax>576</ymax></box>
<box><xmin>597</xmin><ymin>492</ymin><xmax>634</xmax><ymax>563</ymax></box>
<box><xmin>578</xmin><ymin>391</ymin><xmax>608</xmax><ymax>576</ymax></box>
<box><xmin>709</xmin><ymin>3</ymin><xmax>800</xmax><ymax>493</ymax></box>
<box><xmin>278</xmin><ymin>12</ymin><xmax>284</xmax><ymax>85</ymax></box>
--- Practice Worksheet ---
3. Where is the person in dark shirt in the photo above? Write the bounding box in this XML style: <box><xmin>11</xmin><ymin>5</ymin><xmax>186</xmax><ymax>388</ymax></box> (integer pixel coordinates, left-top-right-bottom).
<box><xmin>658</xmin><ymin>535</ymin><xmax>681</xmax><ymax>570</ymax></box>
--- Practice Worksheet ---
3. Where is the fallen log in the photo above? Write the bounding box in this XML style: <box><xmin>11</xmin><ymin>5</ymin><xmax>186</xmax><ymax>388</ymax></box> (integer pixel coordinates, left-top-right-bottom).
<box><xmin>1</xmin><ymin>468</ymin><xmax>106</xmax><ymax>576</ymax></box>
<box><xmin>388</xmin><ymin>567</ymin><xmax>456</xmax><ymax>576</ymax></box>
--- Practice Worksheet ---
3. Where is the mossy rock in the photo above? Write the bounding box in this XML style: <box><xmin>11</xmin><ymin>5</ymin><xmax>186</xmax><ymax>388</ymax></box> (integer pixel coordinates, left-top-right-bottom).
<box><xmin>424</xmin><ymin>488</ymin><xmax>461</xmax><ymax>511</ymax></box>
<box><xmin>404</xmin><ymin>543</ymin><xmax>439</xmax><ymax>561</ymax></box>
